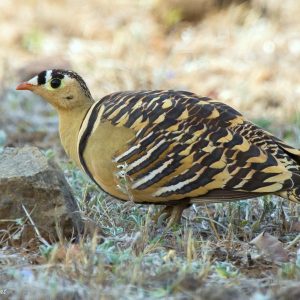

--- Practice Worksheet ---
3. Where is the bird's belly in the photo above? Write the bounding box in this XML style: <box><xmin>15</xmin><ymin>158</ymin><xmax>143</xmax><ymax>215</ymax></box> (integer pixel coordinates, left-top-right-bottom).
<box><xmin>85</xmin><ymin>154</ymin><xmax>173</xmax><ymax>203</ymax></box>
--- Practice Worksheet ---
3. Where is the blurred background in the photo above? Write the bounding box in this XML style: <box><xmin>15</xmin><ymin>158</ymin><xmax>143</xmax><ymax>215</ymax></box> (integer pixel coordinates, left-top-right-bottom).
<box><xmin>1</xmin><ymin>0</ymin><xmax>300</xmax><ymax>153</ymax></box>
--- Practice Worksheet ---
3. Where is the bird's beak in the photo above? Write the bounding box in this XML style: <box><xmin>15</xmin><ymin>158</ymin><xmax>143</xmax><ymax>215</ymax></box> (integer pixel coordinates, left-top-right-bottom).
<box><xmin>16</xmin><ymin>82</ymin><xmax>35</xmax><ymax>91</ymax></box>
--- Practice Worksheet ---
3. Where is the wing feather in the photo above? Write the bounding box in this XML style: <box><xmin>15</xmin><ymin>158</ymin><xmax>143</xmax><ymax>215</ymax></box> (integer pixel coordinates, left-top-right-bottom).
<box><xmin>100</xmin><ymin>90</ymin><xmax>300</xmax><ymax>202</ymax></box>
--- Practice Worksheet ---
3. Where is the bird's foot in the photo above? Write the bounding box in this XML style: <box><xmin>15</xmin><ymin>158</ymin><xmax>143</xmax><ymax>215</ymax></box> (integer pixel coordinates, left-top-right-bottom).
<box><xmin>152</xmin><ymin>204</ymin><xmax>190</xmax><ymax>228</ymax></box>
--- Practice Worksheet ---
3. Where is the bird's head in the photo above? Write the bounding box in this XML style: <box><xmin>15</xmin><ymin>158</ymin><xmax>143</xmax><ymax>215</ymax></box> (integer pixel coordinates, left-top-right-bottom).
<box><xmin>16</xmin><ymin>69</ymin><xmax>94</xmax><ymax>110</ymax></box>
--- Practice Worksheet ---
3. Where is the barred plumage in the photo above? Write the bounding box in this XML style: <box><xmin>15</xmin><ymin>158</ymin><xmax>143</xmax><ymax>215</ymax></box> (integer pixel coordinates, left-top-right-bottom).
<box><xmin>16</xmin><ymin>70</ymin><xmax>300</xmax><ymax>226</ymax></box>
<box><xmin>93</xmin><ymin>90</ymin><xmax>300</xmax><ymax>201</ymax></box>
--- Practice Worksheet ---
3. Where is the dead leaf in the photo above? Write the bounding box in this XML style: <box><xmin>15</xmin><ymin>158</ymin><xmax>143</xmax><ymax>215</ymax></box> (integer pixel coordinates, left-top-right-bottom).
<box><xmin>250</xmin><ymin>231</ymin><xmax>289</xmax><ymax>263</ymax></box>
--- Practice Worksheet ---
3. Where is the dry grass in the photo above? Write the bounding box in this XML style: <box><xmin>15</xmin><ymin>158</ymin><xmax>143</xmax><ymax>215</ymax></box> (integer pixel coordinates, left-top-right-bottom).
<box><xmin>0</xmin><ymin>0</ymin><xmax>300</xmax><ymax>299</ymax></box>
<box><xmin>1</xmin><ymin>177</ymin><xmax>299</xmax><ymax>299</ymax></box>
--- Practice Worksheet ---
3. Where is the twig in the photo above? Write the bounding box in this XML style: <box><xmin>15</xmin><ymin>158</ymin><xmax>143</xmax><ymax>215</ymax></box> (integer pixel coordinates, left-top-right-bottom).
<box><xmin>183</xmin><ymin>215</ymin><xmax>229</xmax><ymax>232</ymax></box>
<box><xmin>21</xmin><ymin>204</ymin><xmax>50</xmax><ymax>247</ymax></box>
<box><xmin>204</xmin><ymin>204</ymin><xmax>220</xmax><ymax>240</ymax></box>
<box><xmin>0</xmin><ymin>219</ymin><xmax>24</xmax><ymax>223</ymax></box>
<box><xmin>285</xmin><ymin>233</ymin><xmax>300</xmax><ymax>250</ymax></box>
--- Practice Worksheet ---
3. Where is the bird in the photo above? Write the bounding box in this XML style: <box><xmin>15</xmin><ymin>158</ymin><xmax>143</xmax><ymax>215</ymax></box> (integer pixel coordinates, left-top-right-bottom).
<box><xmin>16</xmin><ymin>69</ymin><xmax>300</xmax><ymax>227</ymax></box>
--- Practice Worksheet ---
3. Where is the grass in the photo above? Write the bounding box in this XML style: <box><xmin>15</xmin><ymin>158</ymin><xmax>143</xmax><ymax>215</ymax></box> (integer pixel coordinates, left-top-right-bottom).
<box><xmin>1</xmin><ymin>162</ymin><xmax>298</xmax><ymax>299</ymax></box>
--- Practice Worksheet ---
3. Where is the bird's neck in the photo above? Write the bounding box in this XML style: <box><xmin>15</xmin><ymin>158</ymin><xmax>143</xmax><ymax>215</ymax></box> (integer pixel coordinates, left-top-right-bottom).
<box><xmin>58</xmin><ymin>103</ymin><xmax>92</xmax><ymax>166</ymax></box>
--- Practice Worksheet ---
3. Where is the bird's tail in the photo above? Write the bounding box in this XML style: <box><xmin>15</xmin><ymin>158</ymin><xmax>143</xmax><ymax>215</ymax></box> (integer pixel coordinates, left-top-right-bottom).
<box><xmin>279</xmin><ymin>187</ymin><xmax>300</xmax><ymax>203</ymax></box>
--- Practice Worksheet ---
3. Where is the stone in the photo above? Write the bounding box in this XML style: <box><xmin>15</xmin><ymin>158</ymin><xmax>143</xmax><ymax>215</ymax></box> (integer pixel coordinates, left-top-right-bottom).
<box><xmin>0</xmin><ymin>146</ymin><xmax>84</xmax><ymax>244</ymax></box>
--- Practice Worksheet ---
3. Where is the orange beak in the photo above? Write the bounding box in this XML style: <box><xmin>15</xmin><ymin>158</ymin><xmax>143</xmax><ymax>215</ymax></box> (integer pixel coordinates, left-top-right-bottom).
<box><xmin>16</xmin><ymin>82</ymin><xmax>35</xmax><ymax>91</ymax></box>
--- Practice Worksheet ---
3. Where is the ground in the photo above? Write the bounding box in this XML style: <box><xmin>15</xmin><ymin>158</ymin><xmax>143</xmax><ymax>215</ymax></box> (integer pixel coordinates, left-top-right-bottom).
<box><xmin>0</xmin><ymin>0</ymin><xmax>300</xmax><ymax>299</ymax></box>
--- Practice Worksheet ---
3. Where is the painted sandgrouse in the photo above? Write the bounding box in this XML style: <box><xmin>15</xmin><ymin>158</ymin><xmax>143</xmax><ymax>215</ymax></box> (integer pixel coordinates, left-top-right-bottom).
<box><xmin>16</xmin><ymin>69</ymin><xmax>300</xmax><ymax>227</ymax></box>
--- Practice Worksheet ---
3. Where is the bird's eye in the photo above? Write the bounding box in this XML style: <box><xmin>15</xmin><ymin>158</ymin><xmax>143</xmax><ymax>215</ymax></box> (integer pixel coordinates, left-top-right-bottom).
<box><xmin>50</xmin><ymin>78</ymin><xmax>61</xmax><ymax>89</ymax></box>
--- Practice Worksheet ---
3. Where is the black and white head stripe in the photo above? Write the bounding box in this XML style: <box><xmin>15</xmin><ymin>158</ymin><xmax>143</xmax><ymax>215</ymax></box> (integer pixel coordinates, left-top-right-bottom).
<box><xmin>30</xmin><ymin>69</ymin><xmax>92</xmax><ymax>99</ymax></box>
<box><xmin>37</xmin><ymin>70</ymin><xmax>47</xmax><ymax>85</ymax></box>
<box><xmin>31</xmin><ymin>70</ymin><xmax>59</xmax><ymax>85</ymax></box>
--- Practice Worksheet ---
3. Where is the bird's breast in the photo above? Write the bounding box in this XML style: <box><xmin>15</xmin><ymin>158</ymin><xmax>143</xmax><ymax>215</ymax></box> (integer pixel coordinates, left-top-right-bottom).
<box><xmin>81</xmin><ymin>121</ymin><xmax>136</xmax><ymax>200</ymax></box>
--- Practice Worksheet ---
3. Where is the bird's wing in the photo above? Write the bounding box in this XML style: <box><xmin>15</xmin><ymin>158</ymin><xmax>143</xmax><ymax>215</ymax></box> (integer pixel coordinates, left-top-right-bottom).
<box><xmin>99</xmin><ymin>90</ymin><xmax>300</xmax><ymax>202</ymax></box>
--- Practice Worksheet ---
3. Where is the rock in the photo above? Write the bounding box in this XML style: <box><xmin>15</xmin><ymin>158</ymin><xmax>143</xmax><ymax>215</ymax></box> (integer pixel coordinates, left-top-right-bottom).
<box><xmin>0</xmin><ymin>146</ymin><xmax>84</xmax><ymax>244</ymax></box>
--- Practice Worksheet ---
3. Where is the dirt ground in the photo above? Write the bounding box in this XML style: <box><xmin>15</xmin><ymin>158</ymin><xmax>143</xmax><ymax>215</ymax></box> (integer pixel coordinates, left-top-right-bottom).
<box><xmin>0</xmin><ymin>0</ymin><xmax>300</xmax><ymax>299</ymax></box>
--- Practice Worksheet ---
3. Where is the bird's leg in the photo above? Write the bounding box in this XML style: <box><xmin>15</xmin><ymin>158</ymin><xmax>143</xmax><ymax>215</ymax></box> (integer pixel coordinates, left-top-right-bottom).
<box><xmin>152</xmin><ymin>204</ymin><xmax>191</xmax><ymax>228</ymax></box>
<box><xmin>165</xmin><ymin>205</ymin><xmax>189</xmax><ymax>228</ymax></box>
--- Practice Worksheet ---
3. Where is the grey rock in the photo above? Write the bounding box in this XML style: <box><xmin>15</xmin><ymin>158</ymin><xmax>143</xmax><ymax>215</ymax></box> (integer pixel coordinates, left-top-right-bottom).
<box><xmin>0</xmin><ymin>146</ymin><xmax>84</xmax><ymax>243</ymax></box>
